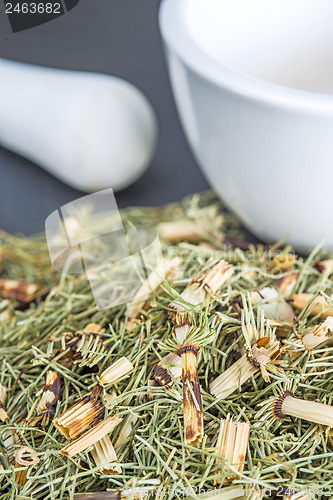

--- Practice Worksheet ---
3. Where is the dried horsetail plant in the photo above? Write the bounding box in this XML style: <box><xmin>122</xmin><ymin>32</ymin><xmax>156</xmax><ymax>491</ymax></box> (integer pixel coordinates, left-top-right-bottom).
<box><xmin>257</xmin><ymin>381</ymin><xmax>333</xmax><ymax>429</ymax></box>
<box><xmin>169</xmin><ymin>259</ymin><xmax>234</xmax><ymax>325</ymax></box>
<box><xmin>60</xmin><ymin>415</ymin><xmax>122</xmax><ymax>457</ymax></box>
<box><xmin>316</xmin><ymin>259</ymin><xmax>333</xmax><ymax>275</ymax></box>
<box><xmin>127</xmin><ymin>256</ymin><xmax>182</xmax><ymax>321</ymax></box>
<box><xmin>284</xmin><ymin>316</ymin><xmax>333</xmax><ymax>353</ymax></box>
<box><xmin>146</xmin><ymin>379</ymin><xmax>157</xmax><ymax>401</ymax></box>
<box><xmin>159</xmin><ymin>322</ymin><xmax>215</xmax><ymax>446</ymax></box>
<box><xmin>272</xmin><ymin>390</ymin><xmax>333</xmax><ymax>427</ymax></box>
<box><xmin>0</xmin><ymin>278</ymin><xmax>42</xmax><ymax>302</ymax></box>
<box><xmin>98</xmin><ymin>357</ymin><xmax>134</xmax><ymax>387</ymax></box>
<box><xmin>151</xmin><ymin>352</ymin><xmax>182</xmax><ymax>387</ymax></box>
<box><xmin>276</xmin><ymin>272</ymin><xmax>299</xmax><ymax>298</ymax></box>
<box><xmin>214</xmin><ymin>414</ymin><xmax>250</xmax><ymax>483</ymax></box>
<box><xmin>2</xmin><ymin>430</ymin><xmax>39</xmax><ymax>487</ymax></box>
<box><xmin>15</xmin><ymin>446</ymin><xmax>39</xmax><ymax>466</ymax></box>
<box><xmin>152</xmin><ymin>260</ymin><xmax>233</xmax><ymax>389</ymax></box>
<box><xmin>29</xmin><ymin>371</ymin><xmax>61</xmax><ymax>427</ymax></box>
<box><xmin>157</xmin><ymin>220</ymin><xmax>203</xmax><ymax>243</ymax></box>
<box><xmin>0</xmin><ymin>383</ymin><xmax>8</xmax><ymax>421</ymax></box>
<box><xmin>114</xmin><ymin>413</ymin><xmax>138</xmax><ymax>448</ymax></box>
<box><xmin>60</xmin><ymin>322</ymin><xmax>108</xmax><ymax>368</ymax></box>
<box><xmin>157</xmin><ymin>261</ymin><xmax>234</xmax><ymax>445</ymax></box>
<box><xmin>54</xmin><ymin>385</ymin><xmax>104</xmax><ymax>440</ymax></box>
<box><xmin>293</xmin><ymin>293</ymin><xmax>333</xmax><ymax>319</ymax></box>
<box><xmin>210</xmin><ymin>296</ymin><xmax>284</xmax><ymax>399</ymax></box>
<box><xmin>91</xmin><ymin>434</ymin><xmax>122</xmax><ymax>474</ymax></box>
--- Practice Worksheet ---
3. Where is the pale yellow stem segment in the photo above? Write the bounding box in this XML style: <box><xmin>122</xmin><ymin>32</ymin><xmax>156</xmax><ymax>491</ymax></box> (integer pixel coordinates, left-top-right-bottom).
<box><xmin>171</xmin><ymin>260</ymin><xmax>233</xmax><ymax>314</ymax></box>
<box><xmin>282</xmin><ymin>395</ymin><xmax>333</xmax><ymax>427</ymax></box>
<box><xmin>301</xmin><ymin>316</ymin><xmax>333</xmax><ymax>351</ymax></box>
<box><xmin>250</xmin><ymin>287</ymin><xmax>295</xmax><ymax>322</ymax></box>
<box><xmin>91</xmin><ymin>434</ymin><xmax>122</xmax><ymax>474</ymax></box>
<box><xmin>127</xmin><ymin>257</ymin><xmax>182</xmax><ymax>319</ymax></box>
<box><xmin>200</xmin><ymin>260</ymin><xmax>234</xmax><ymax>294</ymax></box>
<box><xmin>210</xmin><ymin>355</ymin><xmax>258</xmax><ymax>399</ymax></box>
<box><xmin>98</xmin><ymin>357</ymin><xmax>134</xmax><ymax>387</ymax></box>
<box><xmin>277</xmin><ymin>273</ymin><xmax>299</xmax><ymax>298</ymax></box>
<box><xmin>60</xmin><ymin>416</ymin><xmax>122</xmax><ymax>457</ymax></box>
<box><xmin>215</xmin><ymin>414</ymin><xmax>250</xmax><ymax>483</ymax></box>
<box><xmin>293</xmin><ymin>294</ymin><xmax>333</xmax><ymax>319</ymax></box>
<box><xmin>157</xmin><ymin>220</ymin><xmax>202</xmax><ymax>243</ymax></box>
<box><xmin>114</xmin><ymin>413</ymin><xmax>138</xmax><ymax>448</ymax></box>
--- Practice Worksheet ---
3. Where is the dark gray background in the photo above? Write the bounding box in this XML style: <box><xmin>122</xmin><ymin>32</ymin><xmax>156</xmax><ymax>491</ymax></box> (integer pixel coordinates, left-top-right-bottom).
<box><xmin>0</xmin><ymin>0</ymin><xmax>209</xmax><ymax>235</ymax></box>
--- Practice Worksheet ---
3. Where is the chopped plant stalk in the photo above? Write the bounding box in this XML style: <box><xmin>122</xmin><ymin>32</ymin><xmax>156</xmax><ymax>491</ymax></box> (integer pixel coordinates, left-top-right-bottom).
<box><xmin>98</xmin><ymin>357</ymin><xmax>134</xmax><ymax>387</ymax></box>
<box><xmin>293</xmin><ymin>293</ymin><xmax>333</xmax><ymax>318</ymax></box>
<box><xmin>159</xmin><ymin>322</ymin><xmax>215</xmax><ymax>446</ymax></box>
<box><xmin>0</xmin><ymin>383</ymin><xmax>8</xmax><ymax>421</ymax></box>
<box><xmin>151</xmin><ymin>352</ymin><xmax>182</xmax><ymax>387</ymax></box>
<box><xmin>301</xmin><ymin>316</ymin><xmax>333</xmax><ymax>350</ymax></box>
<box><xmin>271</xmin><ymin>390</ymin><xmax>333</xmax><ymax>427</ymax></box>
<box><xmin>54</xmin><ymin>386</ymin><xmax>104</xmax><ymax>439</ymax></box>
<box><xmin>2</xmin><ymin>431</ymin><xmax>37</xmax><ymax>487</ymax></box>
<box><xmin>0</xmin><ymin>278</ymin><xmax>42</xmax><ymax>302</ymax></box>
<box><xmin>85</xmin><ymin>323</ymin><xmax>105</xmax><ymax>332</ymax></box>
<box><xmin>114</xmin><ymin>413</ymin><xmax>138</xmax><ymax>449</ymax></box>
<box><xmin>210</xmin><ymin>351</ymin><xmax>258</xmax><ymax>399</ymax></box>
<box><xmin>14</xmin><ymin>467</ymin><xmax>28</xmax><ymax>488</ymax></box>
<box><xmin>127</xmin><ymin>256</ymin><xmax>182</xmax><ymax>320</ymax></box>
<box><xmin>91</xmin><ymin>434</ymin><xmax>122</xmax><ymax>474</ymax></box>
<box><xmin>30</xmin><ymin>370</ymin><xmax>61</xmax><ymax>427</ymax></box>
<box><xmin>60</xmin><ymin>416</ymin><xmax>122</xmax><ymax>457</ymax></box>
<box><xmin>155</xmin><ymin>261</ymin><xmax>233</xmax><ymax>445</ymax></box>
<box><xmin>146</xmin><ymin>379</ymin><xmax>157</xmax><ymax>401</ymax></box>
<box><xmin>157</xmin><ymin>220</ymin><xmax>203</xmax><ymax>243</ymax></box>
<box><xmin>170</xmin><ymin>259</ymin><xmax>233</xmax><ymax>322</ymax></box>
<box><xmin>175</xmin><ymin>343</ymin><xmax>203</xmax><ymax>446</ymax></box>
<box><xmin>211</xmin><ymin>297</ymin><xmax>283</xmax><ymax>398</ymax></box>
<box><xmin>316</xmin><ymin>259</ymin><xmax>333</xmax><ymax>275</ymax></box>
<box><xmin>2</xmin><ymin>429</ymin><xmax>24</xmax><ymax>465</ymax></box>
<box><xmin>215</xmin><ymin>414</ymin><xmax>250</xmax><ymax>483</ymax></box>
<box><xmin>250</xmin><ymin>287</ymin><xmax>295</xmax><ymax>322</ymax></box>
<box><xmin>285</xmin><ymin>316</ymin><xmax>333</xmax><ymax>353</ymax></box>
<box><xmin>276</xmin><ymin>273</ymin><xmax>299</xmax><ymax>298</ymax></box>
<box><xmin>60</xmin><ymin>323</ymin><xmax>108</xmax><ymax>368</ymax></box>
<box><xmin>152</xmin><ymin>260</ymin><xmax>232</xmax><ymax>378</ymax></box>
<box><xmin>15</xmin><ymin>446</ymin><xmax>40</xmax><ymax>466</ymax></box>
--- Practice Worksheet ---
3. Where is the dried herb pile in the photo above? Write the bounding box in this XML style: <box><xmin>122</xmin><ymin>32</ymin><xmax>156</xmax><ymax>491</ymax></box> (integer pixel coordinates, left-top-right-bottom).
<box><xmin>1</xmin><ymin>192</ymin><xmax>333</xmax><ymax>500</ymax></box>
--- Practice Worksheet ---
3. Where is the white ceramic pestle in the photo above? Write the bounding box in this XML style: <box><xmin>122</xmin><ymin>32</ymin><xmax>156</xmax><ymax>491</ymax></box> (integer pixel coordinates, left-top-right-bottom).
<box><xmin>0</xmin><ymin>58</ymin><xmax>158</xmax><ymax>191</ymax></box>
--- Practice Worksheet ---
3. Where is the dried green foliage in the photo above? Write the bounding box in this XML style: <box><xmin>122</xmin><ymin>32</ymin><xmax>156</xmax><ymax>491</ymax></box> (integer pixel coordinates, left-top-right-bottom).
<box><xmin>0</xmin><ymin>192</ymin><xmax>333</xmax><ymax>499</ymax></box>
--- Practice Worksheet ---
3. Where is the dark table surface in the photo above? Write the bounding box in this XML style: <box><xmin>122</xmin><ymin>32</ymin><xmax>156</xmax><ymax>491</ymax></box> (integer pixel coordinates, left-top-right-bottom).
<box><xmin>0</xmin><ymin>0</ymin><xmax>209</xmax><ymax>235</ymax></box>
